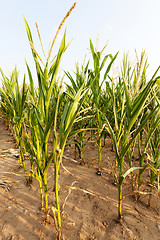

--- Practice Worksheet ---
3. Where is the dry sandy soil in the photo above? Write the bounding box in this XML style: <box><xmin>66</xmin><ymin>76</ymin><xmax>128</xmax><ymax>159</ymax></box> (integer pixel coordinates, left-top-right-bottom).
<box><xmin>0</xmin><ymin>117</ymin><xmax>160</xmax><ymax>240</ymax></box>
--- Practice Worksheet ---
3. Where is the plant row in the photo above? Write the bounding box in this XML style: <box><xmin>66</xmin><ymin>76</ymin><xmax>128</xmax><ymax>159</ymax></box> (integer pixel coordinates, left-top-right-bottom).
<box><xmin>0</xmin><ymin>5</ymin><xmax>160</xmax><ymax>239</ymax></box>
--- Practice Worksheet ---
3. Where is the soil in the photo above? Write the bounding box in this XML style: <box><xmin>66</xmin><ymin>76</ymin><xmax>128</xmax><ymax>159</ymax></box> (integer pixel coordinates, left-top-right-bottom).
<box><xmin>0</xmin><ymin>117</ymin><xmax>160</xmax><ymax>240</ymax></box>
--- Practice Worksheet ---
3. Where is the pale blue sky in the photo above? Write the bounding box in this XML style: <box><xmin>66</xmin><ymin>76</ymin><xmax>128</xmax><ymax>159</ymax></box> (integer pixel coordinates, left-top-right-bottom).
<box><xmin>0</xmin><ymin>0</ymin><xmax>160</xmax><ymax>83</ymax></box>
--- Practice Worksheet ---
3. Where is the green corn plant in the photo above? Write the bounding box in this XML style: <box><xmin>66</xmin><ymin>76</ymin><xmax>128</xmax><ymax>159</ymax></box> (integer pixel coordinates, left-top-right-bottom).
<box><xmin>72</xmin><ymin>107</ymin><xmax>95</xmax><ymax>164</ymax></box>
<box><xmin>65</xmin><ymin>61</ymin><xmax>94</xmax><ymax>164</ymax></box>
<box><xmin>52</xmin><ymin>82</ymin><xmax>89</xmax><ymax>238</ymax></box>
<box><xmin>148</xmin><ymin>123</ymin><xmax>160</xmax><ymax>206</ymax></box>
<box><xmin>0</xmin><ymin>68</ymin><xmax>28</xmax><ymax>181</ymax></box>
<box><xmin>146</xmin><ymin>90</ymin><xmax>160</xmax><ymax>206</ymax></box>
<box><xmin>104</xmin><ymin>66</ymin><xmax>160</xmax><ymax>220</ymax></box>
<box><xmin>121</xmin><ymin>51</ymin><xmax>149</xmax><ymax>190</ymax></box>
<box><xmin>24</xmin><ymin>30</ymin><xmax>67</xmax><ymax>216</ymax></box>
<box><xmin>0</xmin><ymin>68</ymin><xmax>23</xmax><ymax>128</ymax></box>
<box><xmin>0</xmin><ymin>70</ymin><xmax>13</xmax><ymax>126</ymax></box>
<box><xmin>68</xmin><ymin>109</ymin><xmax>93</xmax><ymax>164</ymax></box>
<box><xmin>136</xmin><ymin>105</ymin><xmax>160</xmax><ymax>195</ymax></box>
<box><xmin>23</xmin><ymin>2</ymin><xmax>77</xmax><ymax>224</ymax></box>
<box><xmin>89</xmin><ymin>39</ymin><xmax>118</xmax><ymax>173</ymax></box>
<box><xmin>97</xmin><ymin>75</ymin><xmax>125</xmax><ymax>151</ymax></box>
<box><xmin>65</xmin><ymin>61</ymin><xmax>90</xmax><ymax>95</ymax></box>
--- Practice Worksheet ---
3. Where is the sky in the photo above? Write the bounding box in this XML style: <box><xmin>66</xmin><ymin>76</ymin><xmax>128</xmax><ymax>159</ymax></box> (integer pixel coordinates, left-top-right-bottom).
<box><xmin>0</xmin><ymin>0</ymin><xmax>160</xmax><ymax>85</ymax></box>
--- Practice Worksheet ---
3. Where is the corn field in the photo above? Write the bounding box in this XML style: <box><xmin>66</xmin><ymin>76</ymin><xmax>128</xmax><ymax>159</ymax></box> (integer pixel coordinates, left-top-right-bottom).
<box><xmin>0</xmin><ymin>3</ymin><xmax>160</xmax><ymax>240</ymax></box>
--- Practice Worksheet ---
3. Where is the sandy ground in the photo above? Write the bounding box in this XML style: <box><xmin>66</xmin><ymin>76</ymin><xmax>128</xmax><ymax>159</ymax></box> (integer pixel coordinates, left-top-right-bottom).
<box><xmin>0</xmin><ymin>118</ymin><xmax>160</xmax><ymax>240</ymax></box>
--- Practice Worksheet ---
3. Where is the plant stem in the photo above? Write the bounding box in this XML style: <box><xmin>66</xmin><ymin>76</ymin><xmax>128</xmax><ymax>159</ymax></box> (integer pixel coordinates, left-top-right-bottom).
<box><xmin>19</xmin><ymin>139</ymin><xmax>28</xmax><ymax>182</ymax></box>
<box><xmin>43</xmin><ymin>174</ymin><xmax>49</xmax><ymax>218</ymax></box>
<box><xmin>54</xmin><ymin>154</ymin><xmax>61</xmax><ymax>236</ymax></box>
<box><xmin>39</xmin><ymin>179</ymin><xmax>43</xmax><ymax>209</ymax></box>
<box><xmin>118</xmin><ymin>158</ymin><xmax>123</xmax><ymax>220</ymax></box>
<box><xmin>80</xmin><ymin>132</ymin><xmax>85</xmax><ymax>164</ymax></box>
<box><xmin>148</xmin><ymin>184</ymin><xmax>153</xmax><ymax>207</ymax></box>
<box><xmin>98</xmin><ymin>137</ymin><xmax>102</xmax><ymax>171</ymax></box>
<box><xmin>118</xmin><ymin>182</ymin><xmax>122</xmax><ymax>220</ymax></box>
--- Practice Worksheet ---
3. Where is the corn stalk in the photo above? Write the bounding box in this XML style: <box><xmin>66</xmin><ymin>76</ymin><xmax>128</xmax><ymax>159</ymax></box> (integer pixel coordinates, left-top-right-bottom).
<box><xmin>104</xmin><ymin>66</ymin><xmax>160</xmax><ymax>219</ymax></box>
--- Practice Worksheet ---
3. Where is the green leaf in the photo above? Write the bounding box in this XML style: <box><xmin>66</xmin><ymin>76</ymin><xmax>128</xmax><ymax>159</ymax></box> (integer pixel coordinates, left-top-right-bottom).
<box><xmin>104</xmin><ymin>115</ymin><xmax>120</xmax><ymax>162</ymax></box>
<box><xmin>121</xmin><ymin>105</ymin><xmax>158</xmax><ymax>159</ymax></box>
<box><xmin>90</xmin><ymin>39</ymin><xmax>95</xmax><ymax>58</ymax></box>
<box><xmin>46</xmin><ymin>31</ymin><xmax>66</xmax><ymax>108</ymax></box>
<box><xmin>156</xmin><ymin>78</ymin><xmax>160</xmax><ymax>87</ymax></box>
<box><xmin>26</xmin><ymin>61</ymin><xmax>35</xmax><ymax>98</ymax></box>
<box><xmin>122</xmin><ymin>167</ymin><xmax>142</xmax><ymax>179</ymax></box>
<box><xmin>104</xmin><ymin>52</ymin><xmax>118</xmax><ymax>80</ymax></box>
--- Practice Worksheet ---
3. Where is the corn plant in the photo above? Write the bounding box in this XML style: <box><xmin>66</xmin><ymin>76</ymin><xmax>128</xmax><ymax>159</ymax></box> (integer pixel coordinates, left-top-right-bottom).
<box><xmin>104</xmin><ymin>66</ymin><xmax>160</xmax><ymax>219</ymax></box>
<box><xmin>0</xmin><ymin>70</ymin><xmax>14</xmax><ymax>126</ymax></box>
<box><xmin>0</xmin><ymin>68</ymin><xmax>28</xmax><ymax>180</ymax></box>
<box><xmin>148</xmin><ymin>122</ymin><xmax>160</xmax><ymax>206</ymax></box>
<box><xmin>52</xmin><ymin>81</ymin><xmax>89</xmax><ymax>238</ymax></box>
<box><xmin>137</xmin><ymin>105</ymin><xmax>160</xmax><ymax>193</ymax></box>
<box><xmin>23</xmin><ymin>4</ymin><xmax>90</xmax><ymax>239</ymax></box>
<box><xmin>122</xmin><ymin>51</ymin><xmax>148</xmax><ymax>180</ymax></box>
<box><xmin>89</xmin><ymin>39</ymin><xmax>118</xmax><ymax>173</ymax></box>
<box><xmin>145</xmin><ymin>90</ymin><xmax>160</xmax><ymax>206</ymax></box>
<box><xmin>65</xmin><ymin>62</ymin><xmax>93</xmax><ymax>163</ymax></box>
<box><xmin>24</xmin><ymin>8</ymin><xmax>73</xmax><ymax>215</ymax></box>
